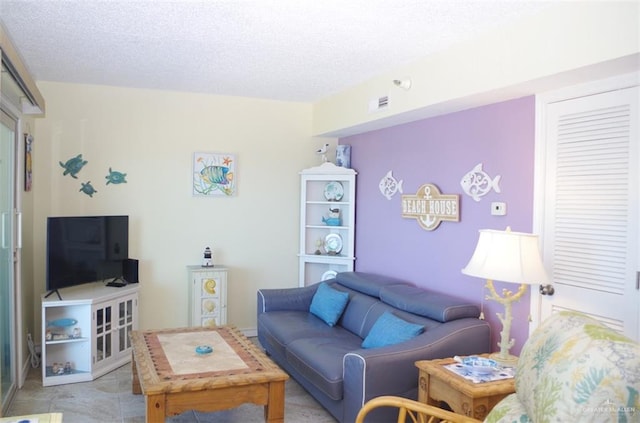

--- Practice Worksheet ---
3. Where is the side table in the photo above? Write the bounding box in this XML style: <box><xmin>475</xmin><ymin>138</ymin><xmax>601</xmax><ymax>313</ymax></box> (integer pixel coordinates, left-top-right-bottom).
<box><xmin>416</xmin><ymin>356</ymin><xmax>515</xmax><ymax>420</ymax></box>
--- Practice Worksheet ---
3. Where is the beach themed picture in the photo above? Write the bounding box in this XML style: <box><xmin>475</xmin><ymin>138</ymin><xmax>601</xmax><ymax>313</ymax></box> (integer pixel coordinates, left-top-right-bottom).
<box><xmin>336</xmin><ymin>144</ymin><xmax>351</xmax><ymax>168</ymax></box>
<box><xmin>193</xmin><ymin>152</ymin><xmax>236</xmax><ymax>196</ymax></box>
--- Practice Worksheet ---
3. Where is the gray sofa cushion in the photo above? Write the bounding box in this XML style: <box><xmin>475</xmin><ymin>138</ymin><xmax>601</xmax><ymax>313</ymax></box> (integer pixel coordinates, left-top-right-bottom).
<box><xmin>257</xmin><ymin>311</ymin><xmax>339</xmax><ymax>358</ymax></box>
<box><xmin>335</xmin><ymin>271</ymin><xmax>410</xmax><ymax>297</ymax></box>
<box><xmin>380</xmin><ymin>285</ymin><xmax>480</xmax><ymax>322</ymax></box>
<box><xmin>285</xmin><ymin>332</ymin><xmax>362</xmax><ymax>401</ymax></box>
<box><xmin>336</xmin><ymin>289</ymin><xmax>378</xmax><ymax>338</ymax></box>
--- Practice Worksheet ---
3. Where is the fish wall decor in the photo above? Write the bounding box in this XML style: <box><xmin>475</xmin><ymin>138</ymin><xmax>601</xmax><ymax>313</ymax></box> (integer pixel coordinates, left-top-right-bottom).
<box><xmin>193</xmin><ymin>152</ymin><xmax>237</xmax><ymax>196</ymax></box>
<box><xmin>379</xmin><ymin>170</ymin><xmax>403</xmax><ymax>200</ymax></box>
<box><xmin>460</xmin><ymin>163</ymin><xmax>501</xmax><ymax>202</ymax></box>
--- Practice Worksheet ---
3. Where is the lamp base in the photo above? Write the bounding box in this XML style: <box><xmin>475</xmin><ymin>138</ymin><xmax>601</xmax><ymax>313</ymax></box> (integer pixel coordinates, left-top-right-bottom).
<box><xmin>489</xmin><ymin>352</ymin><xmax>519</xmax><ymax>367</ymax></box>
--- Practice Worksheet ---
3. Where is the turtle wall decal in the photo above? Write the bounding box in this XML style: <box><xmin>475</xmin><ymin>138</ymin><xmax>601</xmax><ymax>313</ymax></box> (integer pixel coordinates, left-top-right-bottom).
<box><xmin>59</xmin><ymin>154</ymin><xmax>87</xmax><ymax>179</ymax></box>
<box><xmin>105</xmin><ymin>168</ymin><xmax>127</xmax><ymax>185</ymax></box>
<box><xmin>79</xmin><ymin>181</ymin><xmax>97</xmax><ymax>197</ymax></box>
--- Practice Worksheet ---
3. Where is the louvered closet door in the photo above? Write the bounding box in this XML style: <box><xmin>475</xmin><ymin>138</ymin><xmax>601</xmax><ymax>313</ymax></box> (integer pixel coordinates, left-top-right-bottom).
<box><xmin>539</xmin><ymin>85</ymin><xmax>639</xmax><ymax>340</ymax></box>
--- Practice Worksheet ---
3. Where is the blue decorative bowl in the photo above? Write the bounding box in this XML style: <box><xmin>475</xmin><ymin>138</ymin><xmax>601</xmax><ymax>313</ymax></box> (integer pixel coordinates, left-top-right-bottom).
<box><xmin>457</xmin><ymin>356</ymin><xmax>499</xmax><ymax>375</ymax></box>
<box><xmin>48</xmin><ymin>318</ymin><xmax>78</xmax><ymax>327</ymax></box>
<box><xmin>195</xmin><ymin>345</ymin><xmax>213</xmax><ymax>355</ymax></box>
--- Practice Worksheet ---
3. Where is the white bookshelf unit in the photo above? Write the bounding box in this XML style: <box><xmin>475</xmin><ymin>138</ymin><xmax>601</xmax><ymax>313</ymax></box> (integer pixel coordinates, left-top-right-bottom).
<box><xmin>41</xmin><ymin>282</ymin><xmax>139</xmax><ymax>386</ymax></box>
<box><xmin>299</xmin><ymin>162</ymin><xmax>356</xmax><ymax>286</ymax></box>
<box><xmin>187</xmin><ymin>265</ymin><xmax>228</xmax><ymax>327</ymax></box>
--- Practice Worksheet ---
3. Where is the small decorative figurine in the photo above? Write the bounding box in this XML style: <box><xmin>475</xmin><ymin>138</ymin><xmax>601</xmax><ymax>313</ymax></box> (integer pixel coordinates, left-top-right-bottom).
<box><xmin>322</xmin><ymin>208</ymin><xmax>341</xmax><ymax>226</ymax></box>
<box><xmin>202</xmin><ymin>247</ymin><xmax>213</xmax><ymax>267</ymax></box>
<box><xmin>314</xmin><ymin>238</ymin><xmax>323</xmax><ymax>255</ymax></box>
<box><xmin>79</xmin><ymin>181</ymin><xmax>97</xmax><ymax>197</ymax></box>
<box><xmin>105</xmin><ymin>167</ymin><xmax>127</xmax><ymax>185</ymax></box>
<box><xmin>72</xmin><ymin>327</ymin><xmax>81</xmax><ymax>338</ymax></box>
<box><xmin>316</xmin><ymin>143</ymin><xmax>330</xmax><ymax>163</ymax></box>
<box><xmin>59</xmin><ymin>154</ymin><xmax>88</xmax><ymax>179</ymax></box>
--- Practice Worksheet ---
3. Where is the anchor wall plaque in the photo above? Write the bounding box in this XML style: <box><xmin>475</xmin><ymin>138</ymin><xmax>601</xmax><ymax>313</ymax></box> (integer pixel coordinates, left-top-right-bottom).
<box><xmin>401</xmin><ymin>183</ymin><xmax>459</xmax><ymax>231</ymax></box>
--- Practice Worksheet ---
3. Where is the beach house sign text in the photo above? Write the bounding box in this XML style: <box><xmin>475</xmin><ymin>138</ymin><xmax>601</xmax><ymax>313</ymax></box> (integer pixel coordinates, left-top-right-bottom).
<box><xmin>401</xmin><ymin>184</ymin><xmax>459</xmax><ymax>231</ymax></box>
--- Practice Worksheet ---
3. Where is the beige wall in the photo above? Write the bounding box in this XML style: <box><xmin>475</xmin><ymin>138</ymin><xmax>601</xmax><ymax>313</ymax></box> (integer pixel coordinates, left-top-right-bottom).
<box><xmin>313</xmin><ymin>1</ymin><xmax>640</xmax><ymax>136</ymax></box>
<box><xmin>28</xmin><ymin>81</ymin><xmax>333</xmax><ymax>338</ymax></box>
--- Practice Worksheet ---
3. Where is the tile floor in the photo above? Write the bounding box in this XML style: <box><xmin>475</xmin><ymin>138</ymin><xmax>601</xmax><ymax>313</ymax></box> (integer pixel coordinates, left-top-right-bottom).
<box><xmin>7</xmin><ymin>360</ymin><xmax>336</xmax><ymax>423</ymax></box>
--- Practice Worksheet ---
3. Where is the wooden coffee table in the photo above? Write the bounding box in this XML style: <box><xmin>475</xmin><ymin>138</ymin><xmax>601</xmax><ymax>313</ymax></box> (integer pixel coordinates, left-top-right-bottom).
<box><xmin>415</xmin><ymin>356</ymin><xmax>515</xmax><ymax>420</ymax></box>
<box><xmin>130</xmin><ymin>325</ymin><xmax>289</xmax><ymax>422</ymax></box>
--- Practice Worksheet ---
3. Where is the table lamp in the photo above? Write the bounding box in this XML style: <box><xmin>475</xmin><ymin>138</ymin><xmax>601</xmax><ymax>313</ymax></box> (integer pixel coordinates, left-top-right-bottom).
<box><xmin>462</xmin><ymin>227</ymin><xmax>549</xmax><ymax>365</ymax></box>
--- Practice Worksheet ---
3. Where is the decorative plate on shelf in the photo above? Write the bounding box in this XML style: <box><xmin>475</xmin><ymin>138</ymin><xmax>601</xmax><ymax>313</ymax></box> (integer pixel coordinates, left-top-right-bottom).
<box><xmin>324</xmin><ymin>181</ymin><xmax>344</xmax><ymax>201</ymax></box>
<box><xmin>321</xmin><ymin>270</ymin><xmax>338</xmax><ymax>281</ymax></box>
<box><xmin>324</xmin><ymin>233</ymin><xmax>343</xmax><ymax>255</ymax></box>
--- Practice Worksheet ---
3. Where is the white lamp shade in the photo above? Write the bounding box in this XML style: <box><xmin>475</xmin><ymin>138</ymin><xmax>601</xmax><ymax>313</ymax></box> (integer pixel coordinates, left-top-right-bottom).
<box><xmin>462</xmin><ymin>228</ymin><xmax>549</xmax><ymax>285</ymax></box>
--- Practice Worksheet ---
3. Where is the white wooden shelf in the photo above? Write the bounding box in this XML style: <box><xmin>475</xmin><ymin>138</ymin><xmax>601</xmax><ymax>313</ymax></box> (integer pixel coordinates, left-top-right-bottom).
<box><xmin>299</xmin><ymin>162</ymin><xmax>356</xmax><ymax>286</ymax></box>
<box><xmin>41</xmin><ymin>282</ymin><xmax>139</xmax><ymax>386</ymax></box>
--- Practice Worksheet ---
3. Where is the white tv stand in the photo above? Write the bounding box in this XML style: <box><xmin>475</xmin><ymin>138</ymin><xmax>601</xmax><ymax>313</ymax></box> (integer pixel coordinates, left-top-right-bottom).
<box><xmin>41</xmin><ymin>282</ymin><xmax>139</xmax><ymax>386</ymax></box>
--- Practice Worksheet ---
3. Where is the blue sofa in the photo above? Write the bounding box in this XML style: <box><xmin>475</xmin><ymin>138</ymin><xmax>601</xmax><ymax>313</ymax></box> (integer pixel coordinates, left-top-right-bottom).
<box><xmin>257</xmin><ymin>271</ymin><xmax>491</xmax><ymax>423</ymax></box>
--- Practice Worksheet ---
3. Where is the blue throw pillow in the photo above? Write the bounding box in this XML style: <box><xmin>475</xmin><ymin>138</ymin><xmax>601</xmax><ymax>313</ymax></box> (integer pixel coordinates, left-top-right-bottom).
<box><xmin>362</xmin><ymin>311</ymin><xmax>425</xmax><ymax>349</ymax></box>
<box><xmin>309</xmin><ymin>282</ymin><xmax>350</xmax><ymax>327</ymax></box>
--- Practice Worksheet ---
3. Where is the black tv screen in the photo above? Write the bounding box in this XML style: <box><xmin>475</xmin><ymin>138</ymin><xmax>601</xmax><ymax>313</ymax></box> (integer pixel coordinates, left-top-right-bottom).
<box><xmin>46</xmin><ymin>215</ymin><xmax>129</xmax><ymax>292</ymax></box>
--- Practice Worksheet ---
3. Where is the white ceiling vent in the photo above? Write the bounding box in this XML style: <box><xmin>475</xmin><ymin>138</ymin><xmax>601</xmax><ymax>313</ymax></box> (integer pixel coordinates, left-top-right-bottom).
<box><xmin>368</xmin><ymin>95</ymin><xmax>389</xmax><ymax>113</ymax></box>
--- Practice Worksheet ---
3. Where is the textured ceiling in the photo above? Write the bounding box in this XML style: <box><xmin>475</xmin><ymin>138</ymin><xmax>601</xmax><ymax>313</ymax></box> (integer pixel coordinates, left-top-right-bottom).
<box><xmin>0</xmin><ymin>1</ymin><xmax>550</xmax><ymax>102</ymax></box>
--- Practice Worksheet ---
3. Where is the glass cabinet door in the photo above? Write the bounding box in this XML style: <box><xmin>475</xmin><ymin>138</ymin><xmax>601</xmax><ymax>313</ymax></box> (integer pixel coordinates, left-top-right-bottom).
<box><xmin>94</xmin><ymin>304</ymin><xmax>113</xmax><ymax>364</ymax></box>
<box><xmin>118</xmin><ymin>298</ymin><xmax>134</xmax><ymax>353</ymax></box>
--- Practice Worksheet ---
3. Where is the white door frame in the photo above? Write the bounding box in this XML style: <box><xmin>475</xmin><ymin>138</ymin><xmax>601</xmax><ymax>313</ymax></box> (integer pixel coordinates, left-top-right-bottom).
<box><xmin>1</xmin><ymin>89</ymin><xmax>25</xmax><ymax>393</ymax></box>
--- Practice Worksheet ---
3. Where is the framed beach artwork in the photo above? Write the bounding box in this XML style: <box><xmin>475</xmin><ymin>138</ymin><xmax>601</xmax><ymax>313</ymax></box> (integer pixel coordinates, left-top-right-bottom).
<box><xmin>193</xmin><ymin>152</ymin><xmax>237</xmax><ymax>197</ymax></box>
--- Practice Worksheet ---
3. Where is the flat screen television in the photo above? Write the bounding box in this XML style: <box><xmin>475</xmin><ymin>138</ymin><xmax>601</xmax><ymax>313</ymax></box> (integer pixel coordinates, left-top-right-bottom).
<box><xmin>46</xmin><ymin>215</ymin><xmax>129</xmax><ymax>298</ymax></box>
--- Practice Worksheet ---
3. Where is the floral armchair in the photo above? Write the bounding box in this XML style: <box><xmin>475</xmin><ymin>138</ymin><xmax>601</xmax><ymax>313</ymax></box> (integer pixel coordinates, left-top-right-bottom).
<box><xmin>485</xmin><ymin>311</ymin><xmax>639</xmax><ymax>423</ymax></box>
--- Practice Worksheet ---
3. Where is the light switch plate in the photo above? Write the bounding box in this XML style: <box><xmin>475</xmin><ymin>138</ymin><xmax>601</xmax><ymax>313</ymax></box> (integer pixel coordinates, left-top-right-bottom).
<box><xmin>491</xmin><ymin>202</ymin><xmax>507</xmax><ymax>216</ymax></box>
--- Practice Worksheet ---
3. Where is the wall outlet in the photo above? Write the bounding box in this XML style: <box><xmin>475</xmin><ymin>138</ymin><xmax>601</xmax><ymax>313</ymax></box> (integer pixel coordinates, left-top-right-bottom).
<box><xmin>491</xmin><ymin>202</ymin><xmax>507</xmax><ymax>216</ymax></box>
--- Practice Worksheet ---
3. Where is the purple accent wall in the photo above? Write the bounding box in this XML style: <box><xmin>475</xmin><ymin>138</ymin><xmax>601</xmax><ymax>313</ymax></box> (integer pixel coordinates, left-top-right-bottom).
<box><xmin>341</xmin><ymin>96</ymin><xmax>536</xmax><ymax>355</ymax></box>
